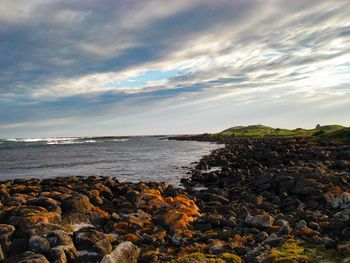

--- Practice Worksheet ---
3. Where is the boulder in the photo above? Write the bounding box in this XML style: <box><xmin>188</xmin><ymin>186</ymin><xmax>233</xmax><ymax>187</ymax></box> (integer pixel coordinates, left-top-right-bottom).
<box><xmin>4</xmin><ymin>251</ymin><xmax>49</xmax><ymax>263</ymax></box>
<box><xmin>28</xmin><ymin>236</ymin><xmax>50</xmax><ymax>254</ymax></box>
<box><xmin>101</xmin><ymin>242</ymin><xmax>140</xmax><ymax>263</ymax></box>
<box><xmin>74</xmin><ymin>229</ymin><xmax>112</xmax><ymax>256</ymax></box>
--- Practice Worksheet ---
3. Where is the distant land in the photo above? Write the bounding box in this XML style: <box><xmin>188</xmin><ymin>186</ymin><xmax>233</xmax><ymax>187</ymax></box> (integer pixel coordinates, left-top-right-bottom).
<box><xmin>200</xmin><ymin>124</ymin><xmax>350</xmax><ymax>144</ymax></box>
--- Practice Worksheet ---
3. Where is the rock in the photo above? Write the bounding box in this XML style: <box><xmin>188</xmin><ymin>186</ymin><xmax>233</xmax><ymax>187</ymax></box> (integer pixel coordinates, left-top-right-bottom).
<box><xmin>28</xmin><ymin>236</ymin><xmax>50</xmax><ymax>254</ymax></box>
<box><xmin>255</xmin><ymin>173</ymin><xmax>274</xmax><ymax>186</ymax></box>
<box><xmin>342</xmin><ymin>227</ymin><xmax>350</xmax><ymax>239</ymax></box>
<box><xmin>0</xmin><ymin>224</ymin><xmax>15</xmax><ymax>256</ymax></box>
<box><xmin>209</xmin><ymin>244</ymin><xmax>225</xmax><ymax>255</ymax></box>
<box><xmin>4</xmin><ymin>251</ymin><xmax>50</xmax><ymax>263</ymax></box>
<box><xmin>74</xmin><ymin>229</ymin><xmax>112</xmax><ymax>256</ymax></box>
<box><xmin>237</xmin><ymin>207</ymin><xmax>249</xmax><ymax>221</ymax></box>
<box><xmin>101</xmin><ymin>241</ymin><xmax>140</xmax><ymax>263</ymax></box>
<box><xmin>50</xmin><ymin>247</ymin><xmax>67</xmax><ymax>263</ymax></box>
<box><xmin>246</xmin><ymin>214</ymin><xmax>274</xmax><ymax>229</ymax></box>
<box><xmin>308</xmin><ymin>222</ymin><xmax>319</xmax><ymax>230</ymax></box>
<box><xmin>331</xmin><ymin>192</ymin><xmax>350</xmax><ymax>208</ymax></box>
<box><xmin>7</xmin><ymin>207</ymin><xmax>61</xmax><ymax>227</ymax></box>
<box><xmin>27</xmin><ymin>223</ymin><xmax>67</xmax><ymax>237</ymax></box>
<box><xmin>323</xmin><ymin>237</ymin><xmax>337</xmax><ymax>249</ymax></box>
<box><xmin>338</xmin><ymin>241</ymin><xmax>350</xmax><ymax>254</ymax></box>
<box><xmin>256</xmin><ymin>232</ymin><xmax>269</xmax><ymax>243</ymax></box>
<box><xmin>278</xmin><ymin>225</ymin><xmax>291</xmax><ymax>235</ymax></box>
<box><xmin>125</xmin><ymin>190</ymin><xmax>139</xmax><ymax>203</ymax></box>
<box><xmin>295</xmin><ymin>220</ymin><xmax>307</xmax><ymax>230</ymax></box>
<box><xmin>47</xmin><ymin>230</ymin><xmax>76</xmax><ymax>261</ymax></box>
<box><xmin>61</xmin><ymin>194</ymin><xmax>93</xmax><ymax>214</ymax></box>
<box><xmin>26</xmin><ymin>197</ymin><xmax>58</xmax><ymax>207</ymax></box>
<box><xmin>171</xmin><ymin>234</ymin><xmax>182</xmax><ymax>246</ymax></box>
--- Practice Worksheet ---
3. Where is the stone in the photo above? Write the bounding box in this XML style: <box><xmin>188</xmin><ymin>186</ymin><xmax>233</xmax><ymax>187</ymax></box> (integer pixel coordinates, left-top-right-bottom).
<box><xmin>256</xmin><ymin>232</ymin><xmax>269</xmax><ymax>243</ymax></box>
<box><xmin>74</xmin><ymin>229</ymin><xmax>112</xmax><ymax>256</ymax></box>
<box><xmin>26</xmin><ymin>197</ymin><xmax>58</xmax><ymax>207</ymax></box>
<box><xmin>246</xmin><ymin>214</ymin><xmax>274</xmax><ymax>229</ymax></box>
<box><xmin>28</xmin><ymin>236</ymin><xmax>50</xmax><ymax>254</ymax></box>
<box><xmin>50</xmin><ymin>247</ymin><xmax>67</xmax><ymax>263</ymax></box>
<box><xmin>308</xmin><ymin>222</ymin><xmax>319</xmax><ymax>230</ymax></box>
<box><xmin>342</xmin><ymin>227</ymin><xmax>350</xmax><ymax>239</ymax></box>
<box><xmin>255</xmin><ymin>173</ymin><xmax>274</xmax><ymax>186</ymax></box>
<box><xmin>100</xmin><ymin>241</ymin><xmax>140</xmax><ymax>263</ymax></box>
<box><xmin>323</xmin><ymin>237</ymin><xmax>337</xmax><ymax>249</ymax></box>
<box><xmin>4</xmin><ymin>251</ymin><xmax>50</xmax><ymax>263</ymax></box>
<box><xmin>338</xmin><ymin>241</ymin><xmax>350</xmax><ymax>254</ymax></box>
<box><xmin>61</xmin><ymin>194</ymin><xmax>93</xmax><ymax>214</ymax></box>
<box><xmin>209</xmin><ymin>244</ymin><xmax>225</xmax><ymax>255</ymax></box>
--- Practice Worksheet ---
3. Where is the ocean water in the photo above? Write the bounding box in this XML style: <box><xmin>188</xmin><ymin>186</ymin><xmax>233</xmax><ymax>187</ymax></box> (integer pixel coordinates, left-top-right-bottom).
<box><xmin>0</xmin><ymin>136</ymin><xmax>220</xmax><ymax>185</ymax></box>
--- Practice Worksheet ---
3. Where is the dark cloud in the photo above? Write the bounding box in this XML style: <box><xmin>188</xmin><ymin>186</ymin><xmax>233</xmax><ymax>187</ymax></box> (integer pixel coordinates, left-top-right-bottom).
<box><xmin>0</xmin><ymin>0</ymin><xmax>350</xmax><ymax>137</ymax></box>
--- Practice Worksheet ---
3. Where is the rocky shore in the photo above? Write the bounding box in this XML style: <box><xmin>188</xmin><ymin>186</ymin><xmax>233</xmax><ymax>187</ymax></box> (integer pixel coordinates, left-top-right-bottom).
<box><xmin>0</xmin><ymin>136</ymin><xmax>349</xmax><ymax>262</ymax></box>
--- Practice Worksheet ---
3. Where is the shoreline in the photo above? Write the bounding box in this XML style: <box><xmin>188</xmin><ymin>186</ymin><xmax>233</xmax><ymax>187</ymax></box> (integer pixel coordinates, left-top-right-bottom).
<box><xmin>0</xmin><ymin>136</ymin><xmax>349</xmax><ymax>262</ymax></box>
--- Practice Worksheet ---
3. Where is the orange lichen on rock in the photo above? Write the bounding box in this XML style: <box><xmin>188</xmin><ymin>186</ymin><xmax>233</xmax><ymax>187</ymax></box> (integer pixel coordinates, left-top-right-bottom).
<box><xmin>136</xmin><ymin>189</ymin><xmax>201</xmax><ymax>233</ymax></box>
<box><xmin>92</xmin><ymin>206</ymin><xmax>109</xmax><ymax>218</ymax></box>
<box><xmin>124</xmin><ymin>233</ymin><xmax>141</xmax><ymax>243</ymax></box>
<box><xmin>113</xmin><ymin>222</ymin><xmax>129</xmax><ymax>234</ymax></box>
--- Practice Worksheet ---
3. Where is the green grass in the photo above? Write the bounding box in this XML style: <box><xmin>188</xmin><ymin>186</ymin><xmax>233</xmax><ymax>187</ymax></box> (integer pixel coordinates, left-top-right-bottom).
<box><xmin>215</xmin><ymin>124</ymin><xmax>350</xmax><ymax>143</ymax></box>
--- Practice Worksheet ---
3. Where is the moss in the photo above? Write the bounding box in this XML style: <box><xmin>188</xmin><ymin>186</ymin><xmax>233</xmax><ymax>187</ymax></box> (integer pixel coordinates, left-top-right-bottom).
<box><xmin>267</xmin><ymin>240</ymin><xmax>312</xmax><ymax>262</ymax></box>
<box><xmin>265</xmin><ymin>240</ymin><xmax>349</xmax><ymax>263</ymax></box>
<box><xmin>221</xmin><ymin>252</ymin><xmax>243</xmax><ymax>263</ymax></box>
<box><xmin>170</xmin><ymin>253</ymin><xmax>225</xmax><ymax>263</ymax></box>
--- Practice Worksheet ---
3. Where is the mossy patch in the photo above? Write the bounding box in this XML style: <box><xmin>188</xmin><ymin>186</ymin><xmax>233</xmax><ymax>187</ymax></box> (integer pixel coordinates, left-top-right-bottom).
<box><xmin>170</xmin><ymin>252</ymin><xmax>225</xmax><ymax>263</ymax></box>
<box><xmin>264</xmin><ymin>240</ymin><xmax>349</xmax><ymax>263</ymax></box>
<box><xmin>170</xmin><ymin>252</ymin><xmax>242</xmax><ymax>263</ymax></box>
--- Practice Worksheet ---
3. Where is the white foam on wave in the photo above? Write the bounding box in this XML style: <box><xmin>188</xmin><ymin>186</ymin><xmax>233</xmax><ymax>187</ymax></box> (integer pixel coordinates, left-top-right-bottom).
<box><xmin>6</xmin><ymin>137</ymin><xmax>78</xmax><ymax>143</ymax></box>
<box><xmin>111</xmin><ymin>138</ymin><xmax>129</xmax><ymax>142</ymax></box>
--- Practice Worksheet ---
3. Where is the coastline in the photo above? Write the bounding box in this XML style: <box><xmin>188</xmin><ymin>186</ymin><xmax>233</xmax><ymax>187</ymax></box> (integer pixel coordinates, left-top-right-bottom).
<box><xmin>0</xmin><ymin>136</ymin><xmax>349</xmax><ymax>262</ymax></box>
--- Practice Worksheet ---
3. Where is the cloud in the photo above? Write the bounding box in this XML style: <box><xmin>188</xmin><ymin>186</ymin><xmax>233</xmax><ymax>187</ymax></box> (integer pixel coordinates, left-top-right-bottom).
<box><xmin>0</xmin><ymin>0</ymin><xmax>350</xmax><ymax>137</ymax></box>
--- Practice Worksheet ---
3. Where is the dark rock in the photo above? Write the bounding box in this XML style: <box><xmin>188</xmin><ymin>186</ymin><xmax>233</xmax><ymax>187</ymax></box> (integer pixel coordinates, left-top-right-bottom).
<box><xmin>255</xmin><ymin>173</ymin><xmax>274</xmax><ymax>186</ymax></box>
<box><xmin>74</xmin><ymin>229</ymin><xmax>112</xmax><ymax>256</ymax></box>
<box><xmin>4</xmin><ymin>251</ymin><xmax>49</xmax><ymax>263</ymax></box>
<box><xmin>28</xmin><ymin>236</ymin><xmax>50</xmax><ymax>254</ymax></box>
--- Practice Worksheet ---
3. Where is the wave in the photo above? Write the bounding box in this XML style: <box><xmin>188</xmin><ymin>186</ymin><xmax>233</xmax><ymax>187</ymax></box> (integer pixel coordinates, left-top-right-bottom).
<box><xmin>6</xmin><ymin>137</ymin><xmax>77</xmax><ymax>143</ymax></box>
<box><xmin>111</xmin><ymin>138</ymin><xmax>129</xmax><ymax>142</ymax></box>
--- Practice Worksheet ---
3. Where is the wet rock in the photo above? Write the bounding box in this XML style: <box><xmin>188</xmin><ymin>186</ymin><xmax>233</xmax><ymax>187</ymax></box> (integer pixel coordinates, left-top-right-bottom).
<box><xmin>101</xmin><ymin>241</ymin><xmax>140</xmax><ymax>263</ymax></box>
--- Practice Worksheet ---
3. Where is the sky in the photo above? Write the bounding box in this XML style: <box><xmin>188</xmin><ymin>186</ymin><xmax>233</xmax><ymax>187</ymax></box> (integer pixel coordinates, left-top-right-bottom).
<box><xmin>1</xmin><ymin>0</ymin><xmax>350</xmax><ymax>138</ymax></box>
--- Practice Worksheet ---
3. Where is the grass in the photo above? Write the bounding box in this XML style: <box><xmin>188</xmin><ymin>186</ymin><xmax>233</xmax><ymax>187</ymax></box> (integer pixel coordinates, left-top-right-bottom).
<box><xmin>215</xmin><ymin>124</ymin><xmax>350</xmax><ymax>144</ymax></box>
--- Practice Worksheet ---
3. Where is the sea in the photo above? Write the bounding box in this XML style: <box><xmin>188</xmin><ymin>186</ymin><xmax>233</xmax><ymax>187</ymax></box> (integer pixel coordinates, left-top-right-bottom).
<box><xmin>0</xmin><ymin>136</ymin><xmax>220</xmax><ymax>185</ymax></box>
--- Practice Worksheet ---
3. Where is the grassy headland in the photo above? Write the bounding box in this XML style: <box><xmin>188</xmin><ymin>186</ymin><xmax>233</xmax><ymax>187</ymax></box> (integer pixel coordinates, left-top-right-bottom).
<box><xmin>214</xmin><ymin>124</ymin><xmax>350</xmax><ymax>143</ymax></box>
